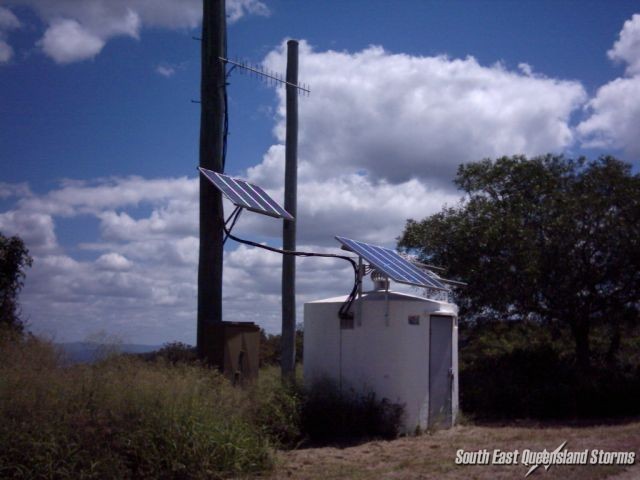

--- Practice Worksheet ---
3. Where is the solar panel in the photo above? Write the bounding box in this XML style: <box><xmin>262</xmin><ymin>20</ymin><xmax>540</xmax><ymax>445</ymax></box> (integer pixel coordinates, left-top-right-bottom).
<box><xmin>335</xmin><ymin>236</ymin><xmax>448</xmax><ymax>290</ymax></box>
<box><xmin>199</xmin><ymin>168</ymin><xmax>294</xmax><ymax>221</ymax></box>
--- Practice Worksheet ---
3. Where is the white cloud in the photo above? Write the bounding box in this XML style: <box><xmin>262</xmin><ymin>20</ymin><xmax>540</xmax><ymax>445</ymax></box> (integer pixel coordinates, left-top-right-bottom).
<box><xmin>155</xmin><ymin>64</ymin><xmax>175</xmax><ymax>77</ymax></box>
<box><xmin>0</xmin><ymin>210</ymin><xmax>57</xmax><ymax>253</ymax></box>
<box><xmin>39</xmin><ymin>18</ymin><xmax>107</xmax><ymax>64</ymax></box>
<box><xmin>2</xmin><ymin>39</ymin><xmax>601</xmax><ymax>343</ymax></box>
<box><xmin>18</xmin><ymin>176</ymin><xmax>197</xmax><ymax>216</ymax></box>
<box><xmin>3</xmin><ymin>166</ymin><xmax>455</xmax><ymax>343</ymax></box>
<box><xmin>0</xmin><ymin>6</ymin><xmax>20</xmax><ymax>63</ymax></box>
<box><xmin>578</xmin><ymin>13</ymin><xmax>640</xmax><ymax>158</ymax></box>
<box><xmin>23</xmin><ymin>33</ymin><xmax>640</xmax><ymax>345</ymax></box>
<box><xmin>9</xmin><ymin>0</ymin><xmax>269</xmax><ymax>64</ymax></box>
<box><xmin>607</xmin><ymin>13</ymin><xmax>640</xmax><ymax>76</ymax></box>
<box><xmin>517</xmin><ymin>62</ymin><xmax>534</xmax><ymax>76</ymax></box>
<box><xmin>0</xmin><ymin>6</ymin><xmax>20</xmax><ymax>30</ymax></box>
<box><xmin>262</xmin><ymin>42</ymin><xmax>587</xmax><ymax>185</ymax></box>
<box><xmin>0</xmin><ymin>41</ymin><xmax>13</xmax><ymax>63</ymax></box>
<box><xmin>227</xmin><ymin>0</ymin><xmax>270</xmax><ymax>23</ymax></box>
<box><xmin>97</xmin><ymin>198</ymin><xmax>197</xmax><ymax>242</ymax></box>
<box><xmin>577</xmin><ymin>77</ymin><xmax>640</xmax><ymax>156</ymax></box>
<box><xmin>0</xmin><ymin>182</ymin><xmax>31</xmax><ymax>199</ymax></box>
<box><xmin>96</xmin><ymin>252</ymin><xmax>132</xmax><ymax>271</ymax></box>
<box><xmin>240</xmin><ymin>173</ymin><xmax>460</xmax><ymax>246</ymax></box>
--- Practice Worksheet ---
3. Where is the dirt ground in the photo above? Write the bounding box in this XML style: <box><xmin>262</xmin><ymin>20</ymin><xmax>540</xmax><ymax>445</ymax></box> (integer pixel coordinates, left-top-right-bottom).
<box><xmin>267</xmin><ymin>420</ymin><xmax>640</xmax><ymax>480</ymax></box>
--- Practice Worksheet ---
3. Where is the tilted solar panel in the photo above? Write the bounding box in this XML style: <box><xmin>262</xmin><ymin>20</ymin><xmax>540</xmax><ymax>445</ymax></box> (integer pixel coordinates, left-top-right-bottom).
<box><xmin>199</xmin><ymin>168</ymin><xmax>294</xmax><ymax>221</ymax></box>
<box><xmin>335</xmin><ymin>236</ymin><xmax>447</xmax><ymax>290</ymax></box>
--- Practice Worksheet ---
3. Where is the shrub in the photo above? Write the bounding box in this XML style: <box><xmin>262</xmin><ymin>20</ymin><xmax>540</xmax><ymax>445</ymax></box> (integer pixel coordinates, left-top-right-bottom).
<box><xmin>300</xmin><ymin>378</ymin><xmax>404</xmax><ymax>444</ymax></box>
<box><xmin>460</xmin><ymin>344</ymin><xmax>574</xmax><ymax>419</ymax></box>
<box><xmin>138</xmin><ymin>341</ymin><xmax>199</xmax><ymax>365</ymax></box>
<box><xmin>459</xmin><ymin>319</ymin><xmax>640</xmax><ymax>420</ymax></box>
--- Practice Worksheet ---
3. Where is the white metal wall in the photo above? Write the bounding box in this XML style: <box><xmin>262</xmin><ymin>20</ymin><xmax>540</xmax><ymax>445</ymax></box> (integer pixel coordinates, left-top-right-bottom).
<box><xmin>304</xmin><ymin>291</ymin><xmax>458</xmax><ymax>433</ymax></box>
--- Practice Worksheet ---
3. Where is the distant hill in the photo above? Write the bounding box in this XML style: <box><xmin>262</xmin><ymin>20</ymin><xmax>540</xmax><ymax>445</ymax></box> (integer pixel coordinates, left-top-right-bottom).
<box><xmin>57</xmin><ymin>342</ymin><xmax>162</xmax><ymax>364</ymax></box>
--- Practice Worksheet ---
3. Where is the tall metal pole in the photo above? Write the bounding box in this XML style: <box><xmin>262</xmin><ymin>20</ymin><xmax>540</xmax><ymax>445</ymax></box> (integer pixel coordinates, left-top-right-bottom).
<box><xmin>197</xmin><ymin>0</ymin><xmax>226</xmax><ymax>359</ymax></box>
<box><xmin>281</xmin><ymin>40</ymin><xmax>299</xmax><ymax>378</ymax></box>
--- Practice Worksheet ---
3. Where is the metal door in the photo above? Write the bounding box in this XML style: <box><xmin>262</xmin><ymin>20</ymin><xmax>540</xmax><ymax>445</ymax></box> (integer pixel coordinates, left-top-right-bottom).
<box><xmin>429</xmin><ymin>315</ymin><xmax>453</xmax><ymax>428</ymax></box>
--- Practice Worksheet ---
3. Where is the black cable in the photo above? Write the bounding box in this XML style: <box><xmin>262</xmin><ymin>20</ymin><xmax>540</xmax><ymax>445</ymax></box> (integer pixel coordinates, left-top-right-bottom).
<box><xmin>221</xmin><ymin>31</ymin><xmax>234</xmax><ymax>173</ymax></box>
<box><xmin>221</xmin><ymin>65</ymin><xmax>238</xmax><ymax>174</ymax></box>
<box><xmin>222</xmin><ymin>220</ymin><xmax>361</xmax><ymax>319</ymax></box>
<box><xmin>222</xmin><ymin>66</ymin><xmax>237</xmax><ymax>173</ymax></box>
<box><xmin>222</xmin><ymin>79</ymin><xmax>229</xmax><ymax>173</ymax></box>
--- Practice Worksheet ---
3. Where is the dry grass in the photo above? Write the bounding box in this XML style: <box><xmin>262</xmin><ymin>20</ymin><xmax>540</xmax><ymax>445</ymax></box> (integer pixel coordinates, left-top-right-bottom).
<box><xmin>0</xmin><ymin>334</ymin><xmax>274</xmax><ymax>479</ymax></box>
<box><xmin>270</xmin><ymin>420</ymin><xmax>640</xmax><ymax>480</ymax></box>
<box><xmin>3</xmin><ymin>332</ymin><xmax>638</xmax><ymax>479</ymax></box>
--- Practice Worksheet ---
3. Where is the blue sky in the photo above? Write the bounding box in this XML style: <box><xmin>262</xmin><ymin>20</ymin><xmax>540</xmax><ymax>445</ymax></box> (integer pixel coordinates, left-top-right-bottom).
<box><xmin>1</xmin><ymin>0</ymin><xmax>639</xmax><ymax>344</ymax></box>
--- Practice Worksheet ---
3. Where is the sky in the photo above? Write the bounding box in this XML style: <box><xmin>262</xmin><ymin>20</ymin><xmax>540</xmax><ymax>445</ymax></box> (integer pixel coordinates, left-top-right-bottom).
<box><xmin>1</xmin><ymin>0</ymin><xmax>639</xmax><ymax>345</ymax></box>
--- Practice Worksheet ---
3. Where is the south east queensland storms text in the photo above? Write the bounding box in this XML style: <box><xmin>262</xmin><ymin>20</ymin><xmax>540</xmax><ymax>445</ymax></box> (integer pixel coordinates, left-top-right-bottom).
<box><xmin>455</xmin><ymin>448</ymin><xmax>636</xmax><ymax>466</ymax></box>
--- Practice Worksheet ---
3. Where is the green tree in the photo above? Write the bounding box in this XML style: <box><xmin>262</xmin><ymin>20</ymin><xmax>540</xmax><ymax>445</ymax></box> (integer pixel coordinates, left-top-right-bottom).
<box><xmin>399</xmin><ymin>155</ymin><xmax>640</xmax><ymax>373</ymax></box>
<box><xmin>260</xmin><ymin>325</ymin><xmax>303</xmax><ymax>366</ymax></box>
<box><xmin>0</xmin><ymin>233</ymin><xmax>33</xmax><ymax>333</ymax></box>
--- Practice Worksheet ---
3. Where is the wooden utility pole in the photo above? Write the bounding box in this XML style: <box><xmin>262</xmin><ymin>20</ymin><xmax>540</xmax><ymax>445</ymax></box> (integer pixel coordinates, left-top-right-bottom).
<box><xmin>281</xmin><ymin>40</ymin><xmax>299</xmax><ymax>378</ymax></box>
<box><xmin>197</xmin><ymin>0</ymin><xmax>226</xmax><ymax>359</ymax></box>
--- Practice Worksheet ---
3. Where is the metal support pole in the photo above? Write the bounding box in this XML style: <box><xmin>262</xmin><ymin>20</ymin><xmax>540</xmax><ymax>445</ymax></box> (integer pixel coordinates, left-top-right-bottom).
<box><xmin>197</xmin><ymin>0</ymin><xmax>226</xmax><ymax>361</ymax></box>
<box><xmin>385</xmin><ymin>278</ymin><xmax>390</xmax><ymax>327</ymax></box>
<box><xmin>281</xmin><ymin>40</ymin><xmax>299</xmax><ymax>379</ymax></box>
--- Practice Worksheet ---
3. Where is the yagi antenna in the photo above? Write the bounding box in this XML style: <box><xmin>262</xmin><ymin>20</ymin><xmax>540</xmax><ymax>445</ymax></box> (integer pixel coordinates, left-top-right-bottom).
<box><xmin>220</xmin><ymin>56</ymin><xmax>311</xmax><ymax>96</ymax></box>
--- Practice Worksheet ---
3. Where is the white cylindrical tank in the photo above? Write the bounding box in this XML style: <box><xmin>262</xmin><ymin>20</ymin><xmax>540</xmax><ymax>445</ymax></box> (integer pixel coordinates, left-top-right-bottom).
<box><xmin>304</xmin><ymin>288</ymin><xmax>458</xmax><ymax>433</ymax></box>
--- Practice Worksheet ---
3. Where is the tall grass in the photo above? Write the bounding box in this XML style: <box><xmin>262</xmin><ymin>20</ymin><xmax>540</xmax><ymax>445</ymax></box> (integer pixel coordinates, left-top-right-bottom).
<box><xmin>0</xmin><ymin>333</ymin><xmax>272</xmax><ymax>479</ymax></box>
<box><xmin>246</xmin><ymin>366</ymin><xmax>302</xmax><ymax>447</ymax></box>
<box><xmin>0</xmin><ymin>332</ymin><xmax>409</xmax><ymax>478</ymax></box>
